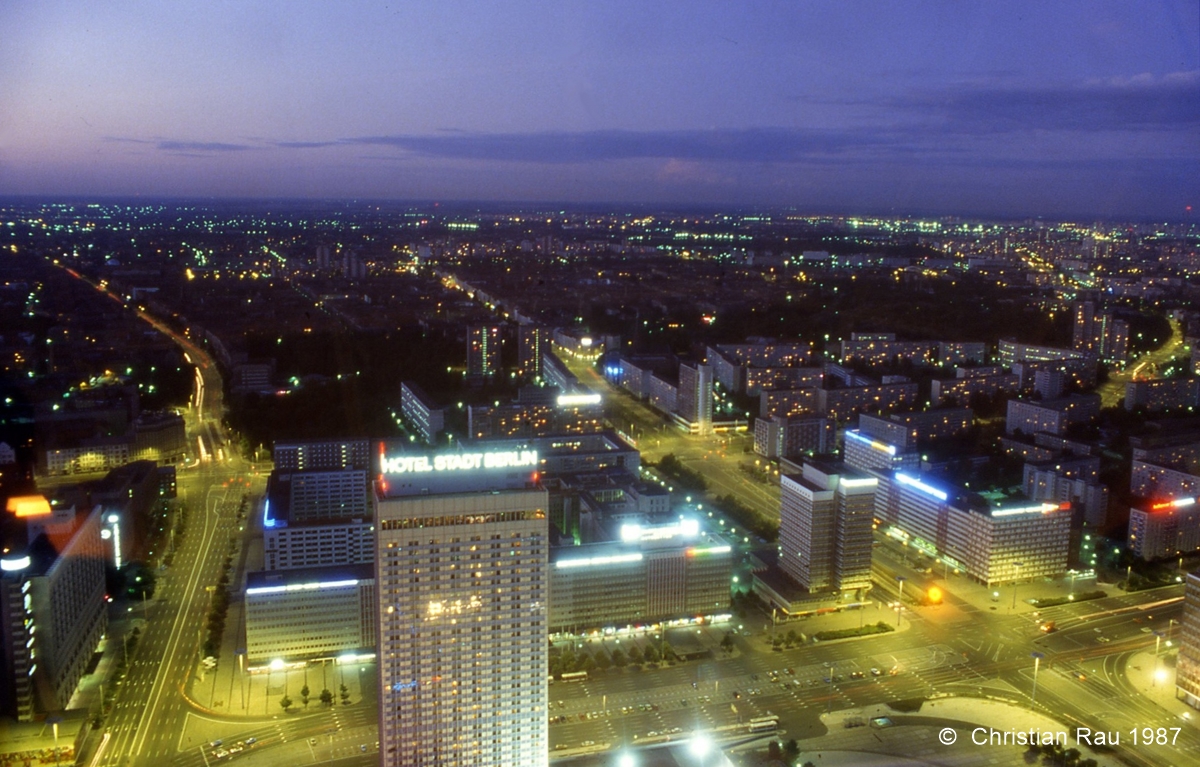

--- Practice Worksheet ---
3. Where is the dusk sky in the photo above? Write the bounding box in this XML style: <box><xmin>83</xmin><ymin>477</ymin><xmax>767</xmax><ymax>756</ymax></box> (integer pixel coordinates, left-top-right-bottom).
<box><xmin>3</xmin><ymin>1</ymin><xmax>1198</xmax><ymax>218</ymax></box>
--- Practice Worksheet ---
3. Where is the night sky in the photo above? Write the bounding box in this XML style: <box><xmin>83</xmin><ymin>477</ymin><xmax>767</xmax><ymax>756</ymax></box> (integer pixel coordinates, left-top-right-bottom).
<box><xmin>3</xmin><ymin>1</ymin><xmax>1198</xmax><ymax>218</ymax></box>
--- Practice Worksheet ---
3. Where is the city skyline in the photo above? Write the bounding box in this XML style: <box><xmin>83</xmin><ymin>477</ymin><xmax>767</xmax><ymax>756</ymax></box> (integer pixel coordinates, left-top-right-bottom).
<box><xmin>3</xmin><ymin>1</ymin><xmax>1198</xmax><ymax>219</ymax></box>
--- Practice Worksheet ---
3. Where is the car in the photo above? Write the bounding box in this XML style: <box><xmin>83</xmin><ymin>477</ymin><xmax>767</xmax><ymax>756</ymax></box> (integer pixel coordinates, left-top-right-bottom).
<box><xmin>647</xmin><ymin>731</ymin><xmax>659</xmax><ymax>738</ymax></box>
<box><xmin>359</xmin><ymin>745</ymin><xmax>367</xmax><ymax>753</ymax></box>
<box><xmin>889</xmin><ymin>666</ymin><xmax>900</xmax><ymax>676</ymax></box>
<box><xmin>1097</xmin><ymin>636</ymin><xmax>1111</xmax><ymax>643</ymax></box>
<box><xmin>581</xmin><ymin>740</ymin><xmax>595</xmax><ymax>747</ymax></box>
<box><xmin>228</xmin><ymin>746</ymin><xmax>244</xmax><ymax>755</ymax></box>
<box><xmin>786</xmin><ymin>668</ymin><xmax>795</xmax><ymax>675</ymax></box>
<box><xmin>209</xmin><ymin>741</ymin><xmax>224</xmax><ymax>749</ymax></box>
<box><xmin>850</xmin><ymin>670</ymin><xmax>865</xmax><ymax>679</ymax></box>
<box><xmin>1140</xmin><ymin>627</ymin><xmax>1152</xmax><ymax>634</ymax></box>
<box><xmin>214</xmin><ymin>750</ymin><xmax>229</xmax><ymax>760</ymax></box>
<box><xmin>244</xmin><ymin>738</ymin><xmax>257</xmax><ymax>746</ymax></box>
<box><xmin>308</xmin><ymin>739</ymin><xmax>317</xmax><ymax>745</ymax></box>
<box><xmin>680</xmin><ymin>699</ymin><xmax>689</xmax><ymax>706</ymax></box>
<box><xmin>870</xmin><ymin>667</ymin><xmax>882</xmax><ymax>676</ymax></box>
<box><xmin>732</xmin><ymin>691</ymin><xmax>741</xmax><ymax>699</ymax></box>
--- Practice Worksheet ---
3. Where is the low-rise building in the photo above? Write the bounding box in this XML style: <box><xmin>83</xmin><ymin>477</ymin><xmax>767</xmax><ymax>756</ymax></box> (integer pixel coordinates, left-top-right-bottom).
<box><xmin>243</xmin><ymin>564</ymin><xmax>376</xmax><ymax>664</ymax></box>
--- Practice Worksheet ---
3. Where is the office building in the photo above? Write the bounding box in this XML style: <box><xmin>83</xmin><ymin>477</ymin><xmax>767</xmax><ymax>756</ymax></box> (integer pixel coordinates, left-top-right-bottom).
<box><xmin>400</xmin><ymin>382</ymin><xmax>445</xmax><ymax>445</ymax></box>
<box><xmin>1128</xmin><ymin>496</ymin><xmax>1200</xmax><ymax>561</ymax></box>
<box><xmin>779</xmin><ymin>462</ymin><xmax>876</xmax><ymax>594</ymax></box>
<box><xmin>265</xmin><ymin>469</ymin><xmax>370</xmax><ymax>523</ymax></box>
<box><xmin>467</xmin><ymin>325</ymin><xmax>501</xmax><ymax>378</ymax></box>
<box><xmin>1</xmin><ymin>497</ymin><xmax>107</xmax><ymax>721</ymax></box>
<box><xmin>873</xmin><ymin>471</ymin><xmax>1071</xmax><ymax>585</ymax></box>
<box><xmin>1178</xmin><ymin>571</ymin><xmax>1200</xmax><ymax>710</ymax></box>
<box><xmin>244</xmin><ymin>564</ymin><xmax>376</xmax><ymax>664</ymax></box>
<box><xmin>374</xmin><ymin>447</ymin><xmax>548</xmax><ymax>767</ymax></box>
<box><xmin>549</xmin><ymin>522</ymin><xmax>732</xmax><ymax>632</ymax></box>
<box><xmin>273</xmin><ymin>439</ymin><xmax>371</xmax><ymax>471</ymax></box>
<box><xmin>842</xmin><ymin>429</ymin><xmax>918</xmax><ymax>475</ymax></box>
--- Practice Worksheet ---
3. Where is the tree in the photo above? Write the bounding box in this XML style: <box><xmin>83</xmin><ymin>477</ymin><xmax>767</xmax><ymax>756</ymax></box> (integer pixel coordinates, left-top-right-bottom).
<box><xmin>320</xmin><ymin>688</ymin><xmax>333</xmax><ymax>706</ymax></box>
<box><xmin>643</xmin><ymin>645</ymin><xmax>660</xmax><ymax>664</ymax></box>
<box><xmin>340</xmin><ymin>683</ymin><xmax>351</xmax><ymax>704</ymax></box>
<box><xmin>785</xmin><ymin>629</ymin><xmax>799</xmax><ymax>646</ymax></box>
<box><xmin>280</xmin><ymin>695</ymin><xmax>292</xmax><ymax>712</ymax></box>
<box><xmin>301</xmin><ymin>684</ymin><xmax>310</xmax><ymax>708</ymax></box>
<box><xmin>580</xmin><ymin>654</ymin><xmax>597</xmax><ymax>673</ymax></box>
<box><xmin>595</xmin><ymin>652</ymin><xmax>612</xmax><ymax>671</ymax></box>
<box><xmin>628</xmin><ymin>646</ymin><xmax>643</xmax><ymax>664</ymax></box>
<box><xmin>662</xmin><ymin>642</ymin><xmax>678</xmax><ymax>662</ymax></box>
<box><xmin>767</xmin><ymin>740</ymin><xmax>782</xmax><ymax>760</ymax></box>
<box><xmin>612</xmin><ymin>649</ymin><xmax>628</xmax><ymax>668</ymax></box>
<box><xmin>784</xmin><ymin>739</ymin><xmax>800</xmax><ymax>761</ymax></box>
<box><xmin>720</xmin><ymin>632</ymin><xmax>735</xmax><ymax>652</ymax></box>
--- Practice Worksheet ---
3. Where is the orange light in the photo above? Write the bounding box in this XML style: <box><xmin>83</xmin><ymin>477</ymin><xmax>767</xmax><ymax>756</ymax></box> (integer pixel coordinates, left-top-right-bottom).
<box><xmin>927</xmin><ymin>587</ymin><xmax>943</xmax><ymax>604</ymax></box>
<box><xmin>7</xmin><ymin>495</ymin><xmax>51</xmax><ymax>518</ymax></box>
<box><xmin>1151</xmin><ymin>501</ymin><xmax>1171</xmax><ymax>510</ymax></box>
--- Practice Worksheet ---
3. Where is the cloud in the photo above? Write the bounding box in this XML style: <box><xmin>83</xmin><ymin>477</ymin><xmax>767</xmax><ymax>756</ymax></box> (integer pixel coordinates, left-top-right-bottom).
<box><xmin>342</xmin><ymin>127</ymin><xmax>906</xmax><ymax>164</ymax></box>
<box><xmin>933</xmin><ymin>70</ymin><xmax>1200</xmax><ymax>133</ymax></box>
<box><xmin>155</xmin><ymin>140</ymin><xmax>253</xmax><ymax>152</ymax></box>
<box><xmin>105</xmin><ymin>137</ymin><xmax>256</xmax><ymax>153</ymax></box>
<box><xmin>273</xmin><ymin>140</ymin><xmax>342</xmax><ymax>149</ymax></box>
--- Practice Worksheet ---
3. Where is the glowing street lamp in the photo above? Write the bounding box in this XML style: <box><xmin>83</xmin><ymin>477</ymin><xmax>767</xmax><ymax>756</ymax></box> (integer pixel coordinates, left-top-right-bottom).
<box><xmin>1031</xmin><ymin>652</ymin><xmax>1044</xmax><ymax>708</ymax></box>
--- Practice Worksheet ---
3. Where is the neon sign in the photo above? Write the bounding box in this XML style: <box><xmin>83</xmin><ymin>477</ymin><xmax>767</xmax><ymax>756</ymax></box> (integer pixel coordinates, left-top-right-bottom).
<box><xmin>381</xmin><ymin>450</ymin><xmax>538</xmax><ymax>475</ymax></box>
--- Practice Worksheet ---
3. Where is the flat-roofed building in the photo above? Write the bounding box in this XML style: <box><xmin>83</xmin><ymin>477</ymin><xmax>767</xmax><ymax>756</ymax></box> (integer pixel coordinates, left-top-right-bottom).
<box><xmin>1</xmin><ymin>499</ymin><xmax>107</xmax><ymax>720</ymax></box>
<box><xmin>273</xmin><ymin>439</ymin><xmax>371</xmax><ymax>471</ymax></box>
<box><xmin>400</xmin><ymin>382</ymin><xmax>445</xmax><ymax>445</ymax></box>
<box><xmin>374</xmin><ymin>449</ymin><xmax>548</xmax><ymax>767</ymax></box>
<box><xmin>549</xmin><ymin>525</ymin><xmax>732</xmax><ymax>633</ymax></box>
<box><xmin>1128</xmin><ymin>496</ymin><xmax>1200</xmax><ymax>561</ymax></box>
<box><xmin>873</xmin><ymin>471</ymin><xmax>1071</xmax><ymax>586</ymax></box>
<box><xmin>244</xmin><ymin>564</ymin><xmax>376</xmax><ymax>663</ymax></box>
<box><xmin>1006</xmin><ymin>395</ymin><xmax>1100</xmax><ymax>437</ymax></box>
<box><xmin>779</xmin><ymin>462</ymin><xmax>876</xmax><ymax>594</ymax></box>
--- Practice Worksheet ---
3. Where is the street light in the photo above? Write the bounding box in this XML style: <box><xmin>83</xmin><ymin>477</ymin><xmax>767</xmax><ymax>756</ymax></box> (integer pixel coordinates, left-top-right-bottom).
<box><xmin>1031</xmin><ymin>652</ymin><xmax>1044</xmax><ymax>708</ymax></box>
<box><xmin>895</xmin><ymin>576</ymin><xmax>907</xmax><ymax>629</ymax></box>
<box><xmin>1153</xmin><ymin>630</ymin><xmax>1165</xmax><ymax>687</ymax></box>
<box><xmin>1011</xmin><ymin>563</ymin><xmax>1024</xmax><ymax>610</ymax></box>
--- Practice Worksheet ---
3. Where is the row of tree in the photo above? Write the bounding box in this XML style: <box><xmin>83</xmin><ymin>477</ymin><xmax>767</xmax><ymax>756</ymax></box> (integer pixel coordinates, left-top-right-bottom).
<box><xmin>549</xmin><ymin>641</ymin><xmax>679</xmax><ymax>678</ymax></box>
<box><xmin>280</xmin><ymin>683</ymin><xmax>352</xmax><ymax>711</ymax></box>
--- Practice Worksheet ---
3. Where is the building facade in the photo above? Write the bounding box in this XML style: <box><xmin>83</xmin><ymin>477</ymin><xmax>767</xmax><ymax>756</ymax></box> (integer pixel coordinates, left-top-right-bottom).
<box><xmin>779</xmin><ymin>463</ymin><xmax>876</xmax><ymax>594</ymax></box>
<box><xmin>244</xmin><ymin>565</ymin><xmax>376</xmax><ymax>663</ymax></box>
<box><xmin>374</xmin><ymin>456</ymin><xmax>548</xmax><ymax>767</ymax></box>
<box><xmin>1178</xmin><ymin>571</ymin><xmax>1200</xmax><ymax>710</ymax></box>
<box><xmin>1128</xmin><ymin>496</ymin><xmax>1200</xmax><ymax>561</ymax></box>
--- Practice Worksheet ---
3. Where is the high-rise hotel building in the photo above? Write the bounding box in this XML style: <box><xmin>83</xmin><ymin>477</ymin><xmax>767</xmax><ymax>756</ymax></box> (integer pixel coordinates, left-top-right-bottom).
<box><xmin>374</xmin><ymin>446</ymin><xmax>548</xmax><ymax>767</ymax></box>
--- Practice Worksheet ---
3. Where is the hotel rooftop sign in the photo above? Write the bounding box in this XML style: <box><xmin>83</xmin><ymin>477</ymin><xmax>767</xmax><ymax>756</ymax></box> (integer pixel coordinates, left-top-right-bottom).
<box><xmin>377</xmin><ymin>443</ymin><xmax>541</xmax><ymax>497</ymax></box>
<box><xmin>381</xmin><ymin>449</ymin><xmax>538</xmax><ymax>475</ymax></box>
